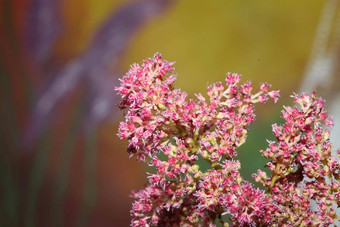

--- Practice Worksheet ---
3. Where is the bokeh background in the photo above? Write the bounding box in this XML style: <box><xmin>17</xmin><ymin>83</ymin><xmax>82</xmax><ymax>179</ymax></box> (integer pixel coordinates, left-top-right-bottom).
<box><xmin>0</xmin><ymin>0</ymin><xmax>339</xmax><ymax>226</ymax></box>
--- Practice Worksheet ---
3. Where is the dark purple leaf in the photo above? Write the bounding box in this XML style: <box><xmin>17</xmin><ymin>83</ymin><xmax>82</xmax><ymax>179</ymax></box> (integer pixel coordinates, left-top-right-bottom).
<box><xmin>23</xmin><ymin>0</ymin><xmax>173</xmax><ymax>148</ymax></box>
<box><xmin>25</xmin><ymin>0</ymin><xmax>63</xmax><ymax>63</ymax></box>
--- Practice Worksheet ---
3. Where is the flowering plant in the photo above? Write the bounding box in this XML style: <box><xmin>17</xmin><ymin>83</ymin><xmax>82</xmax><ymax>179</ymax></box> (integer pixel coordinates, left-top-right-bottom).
<box><xmin>116</xmin><ymin>54</ymin><xmax>340</xmax><ymax>226</ymax></box>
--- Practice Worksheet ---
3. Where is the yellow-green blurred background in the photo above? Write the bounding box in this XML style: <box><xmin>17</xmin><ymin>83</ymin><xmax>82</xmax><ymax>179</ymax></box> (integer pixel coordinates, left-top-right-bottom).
<box><xmin>1</xmin><ymin>0</ymin><xmax>339</xmax><ymax>226</ymax></box>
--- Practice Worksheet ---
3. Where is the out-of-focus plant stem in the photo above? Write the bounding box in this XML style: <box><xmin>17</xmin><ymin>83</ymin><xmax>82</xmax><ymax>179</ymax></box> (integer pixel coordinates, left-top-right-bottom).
<box><xmin>51</xmin><ymin>101</ymin><xmax>84</xmax><ymax>227</ymax></box>
<box><xmin>25</xmin><ymin>133</ymin><xmax>51</xmax><ymax>227</ymax></box>
<box><xmin>0</xmin><ymin>67</ymin><xmax>19</xmax><ymax>227</ymax></box>
<box><xmin>76</xmin><ymin>131</ymin><xmax>97</xmax><ymax>227</ymax></box>
<box><xmin>0</xmin><ymin>146</ymin><xmax>18</xmax><ymax>227</ymax></box>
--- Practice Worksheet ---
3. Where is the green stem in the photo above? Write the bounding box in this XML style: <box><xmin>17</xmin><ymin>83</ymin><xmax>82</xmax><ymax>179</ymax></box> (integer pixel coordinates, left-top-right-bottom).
<box><xmin>25</xmin><ymin>133</ymin><xmax>51</xmax><ymax>227</ymax></box>
<box><xmin>268</xmin><ymin>174</ymin><xmax>279</xmax><ymax>193</ymax></box>
<box><xmin>0</xmin><ymin>150</ymin><xmax>19</xmax><ymax>227</ymax></box>
<box><xmin>76</xmin><ymin>131</ymin><xmax>97</xmax><ymax>227</ymax></box>
<box><xmin>51</xmin><ymin>102</ymin><xmax>83</xmax><ymax>227</ymax></box>
<box><xmin>0</xmin><ymin>62</ymin><xmax>19</xmax><ymax>227</ymax></box>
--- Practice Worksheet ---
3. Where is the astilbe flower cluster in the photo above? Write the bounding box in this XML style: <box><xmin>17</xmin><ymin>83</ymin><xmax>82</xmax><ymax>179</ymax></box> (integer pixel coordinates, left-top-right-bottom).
<box><xmin>116</xmin><ymin>54</ymin><xmax>339</xmax><ymax>226</ymax></box>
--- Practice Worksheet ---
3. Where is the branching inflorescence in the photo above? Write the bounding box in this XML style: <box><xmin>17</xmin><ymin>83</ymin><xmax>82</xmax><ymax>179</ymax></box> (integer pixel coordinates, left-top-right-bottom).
<box><xmin>116</xmin><ymin>54</ymin><xmax>340</xmax><ymax>226</ymax></box>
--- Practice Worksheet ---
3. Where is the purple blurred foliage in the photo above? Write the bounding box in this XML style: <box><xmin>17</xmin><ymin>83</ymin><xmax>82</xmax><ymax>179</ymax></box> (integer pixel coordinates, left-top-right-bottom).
<box><xmin>25</xmin><ymin>0</ymin><xmax>63</xmax><ymax>63</ymax></box>
<box><xmin>23</xmin><ymin>0</ymin><xmax>172</xmax><ymax>148</ymax></box>
<box><xmin>82</xmin><ymin>0</ymin><xmax>171</xmax><ymax>131</ymax></box>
